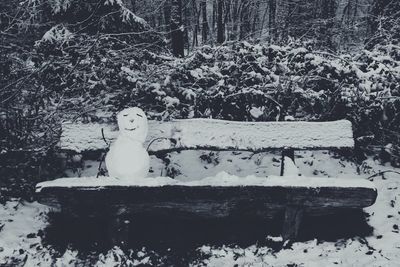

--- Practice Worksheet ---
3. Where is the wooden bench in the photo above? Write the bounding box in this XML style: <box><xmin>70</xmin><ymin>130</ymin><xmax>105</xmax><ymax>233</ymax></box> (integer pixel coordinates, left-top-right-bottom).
<box><xmin>36</xmin><ymin>119</ymin><xmax>377</xmax><ymax>244</ymax></box>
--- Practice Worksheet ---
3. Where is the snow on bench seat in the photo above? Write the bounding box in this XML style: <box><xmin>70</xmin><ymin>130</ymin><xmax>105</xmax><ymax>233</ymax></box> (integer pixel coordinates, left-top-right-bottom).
<box><xmin>59</xmin><ymin>119</ymin><xmax>354</xmax><ymax>153</ymax></box>
<box><xmin>36</xmin><ymin>172</ymin><xmax>376</xmax><ymax>190</ymax></box>
<box><xmin>36</xmin><ymin>173</ymin><xmax>377</xmax><ymax>219</ymax></box>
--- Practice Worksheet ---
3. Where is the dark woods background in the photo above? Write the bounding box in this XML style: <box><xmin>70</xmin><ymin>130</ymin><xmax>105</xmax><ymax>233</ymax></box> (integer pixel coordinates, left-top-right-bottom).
<box><xmin>0</xmin><ymin>0</ymin><xmax>399</xmax><ymax>200</ymax></box>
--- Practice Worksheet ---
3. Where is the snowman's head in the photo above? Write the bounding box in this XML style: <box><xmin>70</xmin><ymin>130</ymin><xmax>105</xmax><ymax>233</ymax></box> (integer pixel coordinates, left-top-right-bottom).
<box><xmin>117</xmin><ymin>107</ymin><xmax>148</xmax><ymax>143</ymax></box>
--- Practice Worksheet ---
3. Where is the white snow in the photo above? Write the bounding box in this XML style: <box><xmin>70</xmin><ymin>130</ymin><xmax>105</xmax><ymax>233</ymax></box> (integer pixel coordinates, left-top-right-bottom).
<box><xmin>121</xmin><ymin>8</ymin><xmax>147</xmax><ymax>26</ymax></box>
<box><xmin>249</xmin><ymin>107</ymin><xmax>264</xmax><ymax>119</ymax></box>
<box><xmin>282</xmin><ymin>156</ymin><xmax>300</xmax><ymax>176</ymax></box>
<box><xmin>40</xmin><ymin>25</ymin><xmax>73</xmax><ymax>44</ymax></box>
<box><xmin>284</xmin><ymin>115</ymin><xmax>295</xmax><ymax>121</ymax></box>
<box><xmin>0</xmin><ymin>201</ymin><xmax>53</xmax><ymax>265</ymax></box>
<box><xmin>146</xmin><ymin>119</ymin><xmax>355</xmax><ymax>151</ymax></box>
<box><xmin>150</xmin><ymin>83</ymin><xmax>166</xmax><ymax>96</ymax></box>
<box><xmin>163</xmin><ymin>96</ymin><xmax>180</xmax><ymax>108</ymax></box>
<box><xmin>49</xmin><ymin>0</ymin><xmax>71</xmax><ymax>14</ymax></box>
<box><xmin>182</xmin><ymin>89</ymin><xmax>196</xmax><ymax>100</ymax></box>
<box><xmin>190</xmin><ymin>68</ymin><xmax>203</xmax><ymax>79</ymax></box>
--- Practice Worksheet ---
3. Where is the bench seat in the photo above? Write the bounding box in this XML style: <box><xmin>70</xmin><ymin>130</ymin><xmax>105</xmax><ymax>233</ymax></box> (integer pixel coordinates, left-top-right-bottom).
<box><xmin>36</xmin><ymin>174</ymin><xmax>377</xmax><ymax>219</ymax></box>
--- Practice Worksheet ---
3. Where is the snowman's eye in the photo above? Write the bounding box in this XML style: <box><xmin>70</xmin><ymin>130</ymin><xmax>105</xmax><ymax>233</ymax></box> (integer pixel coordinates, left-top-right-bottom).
<box><xmin>136</xmin><ymin>114</ymin><xmax>143</xmax><ymax>117</ymax></box>
<box><xmin>123</xmin><ymin>114</ymin><xmax>128</xmax><ymax>117</ymax></box>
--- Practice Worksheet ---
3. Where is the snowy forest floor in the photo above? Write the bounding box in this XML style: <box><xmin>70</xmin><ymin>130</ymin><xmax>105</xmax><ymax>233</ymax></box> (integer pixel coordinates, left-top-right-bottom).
<box><xmin>1</xmin><ymin>150</ymin><xmax>400</xmax><ymax>266</ymax></box>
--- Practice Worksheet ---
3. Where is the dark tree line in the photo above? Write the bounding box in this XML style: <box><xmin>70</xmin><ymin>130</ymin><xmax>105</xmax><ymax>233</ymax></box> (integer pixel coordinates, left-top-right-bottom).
<box><xmin>127</xmin><ymin>0</ymin><xmax>398</xmax><ymax>56</ymax></box>
<box><xmin>0</xmin><ymin>0</ymin><xmax>399</xmax><ymax>60</ymax></box>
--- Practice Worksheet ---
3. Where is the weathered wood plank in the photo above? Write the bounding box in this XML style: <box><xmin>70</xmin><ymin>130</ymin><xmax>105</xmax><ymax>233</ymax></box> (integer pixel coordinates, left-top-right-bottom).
<box><xmin>59</xmin><ymin>119</ymin><xmax>354</xmax><ymax>153</ymax></box>
<box><xmin>36</xmin><ymin>184</ymin><xmax>377</xmax><ymax>219</ymax></box>
<box><xmin>282</xmin><ymin>206</ymin><xmax>304</xmax><ymax>242</ymax></box>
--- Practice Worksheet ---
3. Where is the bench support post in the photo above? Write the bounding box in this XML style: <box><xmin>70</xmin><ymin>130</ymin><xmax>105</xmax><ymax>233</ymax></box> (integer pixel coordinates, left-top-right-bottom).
<box><xmin>282</xmin><ymin>205</ymin><xmax>303</xmax><ymax>244</ymax></box>
<box><xmin>280</xmin><ymin>147</ymin><xmax>295</xmax><ymax>176</ymax></box>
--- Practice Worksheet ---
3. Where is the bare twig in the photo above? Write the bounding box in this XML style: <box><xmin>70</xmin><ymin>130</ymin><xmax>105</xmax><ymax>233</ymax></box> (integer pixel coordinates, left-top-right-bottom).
<box><xmin>366</xmin><ymin>170</ymin><xmax>400</xmax><ymax>180</ymax></box>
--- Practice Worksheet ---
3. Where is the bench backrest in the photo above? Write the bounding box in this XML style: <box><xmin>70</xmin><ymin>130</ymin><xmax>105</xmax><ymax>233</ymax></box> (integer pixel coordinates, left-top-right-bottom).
<box><xmin>60</xmin><ymin>119</ymin><xmax>354</xmax><ymax>154</ymax></box>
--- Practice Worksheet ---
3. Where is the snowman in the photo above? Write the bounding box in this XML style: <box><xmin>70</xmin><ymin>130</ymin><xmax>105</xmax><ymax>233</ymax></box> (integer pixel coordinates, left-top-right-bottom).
<box><xmin>105</xmin><ymin>107</ymin><xmax>150</xmax><ymax>181</ymax></box>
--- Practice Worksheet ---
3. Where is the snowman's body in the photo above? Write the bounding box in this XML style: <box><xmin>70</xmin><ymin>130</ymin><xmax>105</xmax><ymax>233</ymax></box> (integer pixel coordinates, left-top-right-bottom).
<box><xmin>105</xmin><ymin>107</ymin><xmax>150</xmax><ymax>181</ymax></box>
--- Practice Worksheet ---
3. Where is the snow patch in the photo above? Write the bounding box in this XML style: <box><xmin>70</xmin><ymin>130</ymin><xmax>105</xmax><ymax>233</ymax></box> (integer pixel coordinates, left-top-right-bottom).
<box><xmin>40</xmin><ymin>25</ymin><xmax>73</xmax><ymax>44</ymax></box>
<box><xmin>249</xmin><ymin>107</ymin><xmax>264</xmax><ymax>119</ymax></box>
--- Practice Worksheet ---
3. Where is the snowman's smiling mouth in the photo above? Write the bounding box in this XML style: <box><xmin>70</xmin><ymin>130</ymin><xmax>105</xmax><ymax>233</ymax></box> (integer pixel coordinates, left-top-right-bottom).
<box><xmin>125</xmin><ymin>127</ymin><xmax>138</xmax><ymax>131</ymax></box>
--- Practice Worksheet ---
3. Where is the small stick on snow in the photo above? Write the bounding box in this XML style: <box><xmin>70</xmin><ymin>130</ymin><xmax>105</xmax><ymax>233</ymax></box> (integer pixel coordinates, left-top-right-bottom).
<box><xmin>366</xmin><ymin>170</ymin><xmax>400</xmax><ymax>180</ymax></box>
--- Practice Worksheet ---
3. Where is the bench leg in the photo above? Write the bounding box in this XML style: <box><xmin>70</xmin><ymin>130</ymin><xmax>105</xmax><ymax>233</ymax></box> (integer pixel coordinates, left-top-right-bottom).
<box><xmin>107</xmin><ymin>208</ymin><xmax>130</xmax><ymax>248</ymax></box>
<box><xmin>280</xmin><ymin>147</ymin><xmax>295</xmax><ymax>176</ymax></box>
<box><xmin>282</xmin><ymin>206</ymin><xmax>303</xmax><ymax>244</ymax></box>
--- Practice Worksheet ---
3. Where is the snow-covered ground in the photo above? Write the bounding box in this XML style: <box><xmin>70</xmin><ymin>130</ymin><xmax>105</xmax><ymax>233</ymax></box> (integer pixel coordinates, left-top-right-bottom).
<box><xmin>1</xmin><ymin>150</ymin><xmax>400</xmax><ymax>266</ymax></box>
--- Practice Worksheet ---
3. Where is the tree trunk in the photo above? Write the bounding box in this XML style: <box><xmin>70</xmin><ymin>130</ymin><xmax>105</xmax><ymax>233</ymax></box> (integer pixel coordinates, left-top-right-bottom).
<box><xmin>201</xmin><ymin>0</ymin><xmax>209</xmax><ymax>44</ymax></box>
<box><xmin>130</xmin><ymin>0</ymin><xmax>136</xmax><ymax>13</ymax></box>
<box><xmin>239</xmin><ymin>0</ymin><xmax>250</xmax><ymax>40</ymax></box>
<box><xmin>224</xmin><ymin>0</ymin><xmax>231</xmax><ymax>40</ymax></box>
<box><xmin>164</xmin><ymin>2</ymin><xmax>171</xmax><ymax>38</ymax></box>
<box><xmin>259</xmin><ymin>1</ymin><xmax>268</xmax><ymax>39</ymax></box>
<box><xmin>252</xmin><ymin>1</ymin><xmax>260</xmax><ymax>38</ymax></box>
<box><xmin>170</xmin><ymin>0</ymin><xmax>185</xmax><ymax>57</ymax></box>
<box><xmin>217</xmin><ymin>0</ymin><xmax>225</xmax><ymax>43</ymax></box>
<box><xmin>368</xmin><ymin>0</ymin><xmax>391</xmax><ymax>35</ymax></box>
<box><xmin>192</xmin><ymin>0</ymin><xmax>200</xmax><ymax>47</ymax></box>
<box><xmin>184</xmin><ymin>0</ymin><xmax>190</xmax><ymax>53</ymax></box>
<box><xmin>231</xmin><ymin>0</ymin><xmax>241</xmax><ymax>40</ymax></box>
<box><xmin>268</xmin><ymin>0</ymin><xmax>276</xmax><ymax>41</ymax></box>
<box><xmin>212</xmin><ymin>0</ymin><xmax>217</xmax><ymax>39</ymax></box>
<box><xmin>319</xmin><ymin>0</ymin><xmax>337</xmax><ymax>50</ymax></box>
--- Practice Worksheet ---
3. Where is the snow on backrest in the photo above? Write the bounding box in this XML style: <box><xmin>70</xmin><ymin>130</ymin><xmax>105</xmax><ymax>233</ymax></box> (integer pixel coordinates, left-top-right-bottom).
<box><xmin>59</xmin><ymin>119</ymin><xmax>354</xmax><ymax>153</ymax></box>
